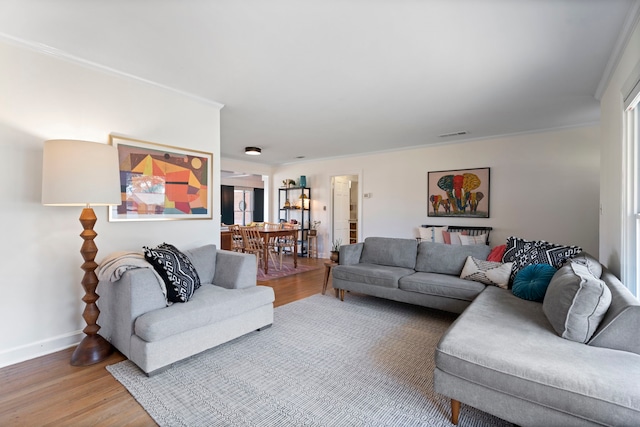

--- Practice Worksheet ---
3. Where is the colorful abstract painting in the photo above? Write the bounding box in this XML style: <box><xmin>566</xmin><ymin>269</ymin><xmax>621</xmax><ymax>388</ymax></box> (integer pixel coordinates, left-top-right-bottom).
<box><xmin>427</xmin><ymin>167</ymin><xmax>490</xmax><ymax>218</ymax></box>
<box><xmin>109</xmin><ymin>135</ymin><xmax>212</xmax><ymax>221</ymax></box>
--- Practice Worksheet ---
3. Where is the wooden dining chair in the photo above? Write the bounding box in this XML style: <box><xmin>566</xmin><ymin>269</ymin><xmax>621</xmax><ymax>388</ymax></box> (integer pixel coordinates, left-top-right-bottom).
<box><xmin>229</xmin><ymin>224</ymin><xmax>244</xmax><ymax>252</ymax></box>
<box><xmin>240</xmin><ymin>226</ymin><xmax>278</xmax><ymax>271</ymax></box>
<box><xmin>273</xmin><ymin>223</ymin><xmax>298</xmax><ymax>270</ymax></box>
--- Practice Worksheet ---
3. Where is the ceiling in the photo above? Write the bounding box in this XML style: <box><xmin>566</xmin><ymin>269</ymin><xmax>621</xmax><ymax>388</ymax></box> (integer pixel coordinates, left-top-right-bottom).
<box><xmin>0</xmin><ymin>0</ymin><xmax>637</xmax><ymax>165</ymax></box>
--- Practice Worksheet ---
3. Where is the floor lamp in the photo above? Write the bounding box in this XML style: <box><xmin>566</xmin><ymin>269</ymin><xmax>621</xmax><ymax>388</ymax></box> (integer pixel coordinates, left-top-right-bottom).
<box><xmin>42</xmin><ymin>139</ymin><xmax>121</xmax><ymax>366</ymax></box>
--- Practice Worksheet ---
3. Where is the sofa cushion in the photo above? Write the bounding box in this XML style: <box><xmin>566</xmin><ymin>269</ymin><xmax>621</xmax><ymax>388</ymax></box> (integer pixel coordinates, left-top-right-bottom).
<box><xmin>184</xmin><ymin>244</ymin><xmax>217</xmax><ymax>284</ymax></box>
<box><xmin>588</xmin><ymin>269</ymin><xmax>640</xmax><ymax>354</ymax></box>
<box><xmin>543</xmin><ymin>261</ymin><xmax>612</xmax><ymax>343</ymax></box>
<box><xmin>143</xmin><ymin>243</ymin><xmax>201</xmax><ymax>303</ymax></box>
<box><xmin>460</xmin><ymin>256</ymin><xmax>512</xmax><ymax>289</ymax></box>
<box><xmin>436</xmin><ymin>286</ymin><xmax>640</xmax><ymax>425</ymax></box>
<box><xmin>512</xmin><ymin>263</ymin><xmax>557</xmax><ymax>302</ymax></box>
<box><xmin>486</xmin><ymin>244</ymin><xmax>506</xmax><ymax>262</ymax></box>
<box><xmin>502</xmin><ymin>236</ymin><xmax>582</xmax><ymax>285</ymax></box>
<box><xmin>332</xmin><ymin>263</ymin><xmax>414</xmax><ymax>288</ymax></box>
<box><xmin>442</xmin><ymin>230</ymin><xmax>466</xmax><ymax>245</ymax></box>
<box><xmin>399</xmin><ymin>272</ymin><xmax>485</xmax><ymax>302</ymax></box>
<box><xmin>418</xmin><ymin>226</ymin><xmax>447</xmax><ymax>243</ymax></box>
<box><xmin>360</xmin><ymin>237</ymin><xmax>417</xmax><ymax>269</ymax></box>
<box><xmin>416</xmin><ymin>242</ymin><xmax>491</xmax><ymax>275</ymax></box>
<box><xmin>569</xmin><ymin>252</ymin><xmax>602</xmax><ymax>279</ymax></box>
<box><xmin>459</xmin><ymin>233</ymin><xmax>488</xmax><ymax>245</ymax></box>
<box><xmin>135</xmin><ymin>284</ymin><xmax>275</xmax><ymax>342</ymax></box>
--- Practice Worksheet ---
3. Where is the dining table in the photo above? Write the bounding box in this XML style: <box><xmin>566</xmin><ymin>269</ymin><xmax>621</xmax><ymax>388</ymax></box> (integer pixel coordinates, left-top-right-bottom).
<box><xmin>257</xmin><ymin>228</ymin><xmax>298</xmax><ymax>274</ymax></box>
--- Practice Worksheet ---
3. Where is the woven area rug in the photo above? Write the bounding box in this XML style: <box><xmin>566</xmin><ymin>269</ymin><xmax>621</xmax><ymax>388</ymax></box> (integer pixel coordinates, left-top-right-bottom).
<box><xmin>256</xmin><ymin>258</ymin><xmax>321</xmax><ymax>281</ymax></box>
<box><xmin>107</xmin><ymin>294</ymin><xmax>512</xmax><ymax>427</ymax></box>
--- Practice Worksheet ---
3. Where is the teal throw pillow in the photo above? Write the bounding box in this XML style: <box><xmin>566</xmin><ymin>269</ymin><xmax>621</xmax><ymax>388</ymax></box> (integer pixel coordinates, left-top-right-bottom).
<box><xmin>512</xmin><ymin>264</ymin><xmax>557</xmax><ymax>302</ymax></box>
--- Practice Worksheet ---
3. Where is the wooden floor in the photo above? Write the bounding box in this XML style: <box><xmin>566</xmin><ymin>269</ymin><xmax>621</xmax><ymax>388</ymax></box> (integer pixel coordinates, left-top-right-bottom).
<box><xmin>0</xmin><ymin>256</ymin><xmax>333</xmax><ymax>426</ymax></box>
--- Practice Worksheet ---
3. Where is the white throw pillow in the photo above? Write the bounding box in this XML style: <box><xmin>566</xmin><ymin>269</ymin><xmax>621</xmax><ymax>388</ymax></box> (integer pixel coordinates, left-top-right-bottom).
<box><xmin>418</xmin><ymin>226</ymin><xmax>447</xmax><ymax>243</ymax></box>
<box><xmin>460</xmin><ymin>233</ymin><xmax>488</xmax><ymax>245</ymax></box>
<box><xmin>460</xmin><ymin>256</ymin><xmax>513</xmax><ymax>289</ymax></box>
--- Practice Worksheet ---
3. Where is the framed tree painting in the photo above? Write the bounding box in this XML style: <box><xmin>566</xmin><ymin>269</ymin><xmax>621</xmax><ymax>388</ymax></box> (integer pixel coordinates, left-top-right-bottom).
<box><xmin>109</xmin><ymin>134</ymin><xmax>213</xmax><ymax>221</ymax></box>
<box><xmin>427</xmin><ymin>167</ymin><xmax>490</xmax><ymax>218</ymax></box>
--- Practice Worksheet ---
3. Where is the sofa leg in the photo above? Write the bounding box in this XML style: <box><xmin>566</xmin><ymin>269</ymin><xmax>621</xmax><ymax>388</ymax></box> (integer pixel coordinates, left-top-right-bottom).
<box><xmin>451</xmin><ymin>399</ymin><xmax>460</xmax><ymax>425</ymax></box>
<box><xmin>340</xmin><ymin>289</ymin><xmax>345</xmax><ymax>301</ymax></box>
<box><xmin>257</xmin><ymin>324</ymin><xmax>273</xmax><ymax>331</ymax></box>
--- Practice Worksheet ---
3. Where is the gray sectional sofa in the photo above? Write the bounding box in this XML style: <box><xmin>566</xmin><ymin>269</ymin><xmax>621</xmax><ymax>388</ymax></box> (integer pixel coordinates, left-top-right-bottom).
<box><xmin>333</xmin><ymin>237</ymin><xmax>491</xmax><ymax>313</ymax></box>
<box><xmin>332</xmin><ymin>237</ymin><xmax>640</xmax><ymax>426</ymax></box>
<box><xmin>97</xmin><ymin>244</ymin><xmax>274</xmax><ymax>375</ymax></box>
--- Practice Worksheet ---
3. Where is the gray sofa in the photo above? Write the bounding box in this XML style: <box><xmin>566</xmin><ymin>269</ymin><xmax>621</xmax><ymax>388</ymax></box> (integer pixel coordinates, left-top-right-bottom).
<box><xmin>333</xmin><ymin>237</ymin><xmax>491</xmax><ymax>314</ymax></box>
<box><xmin>435</xmin><ymin>266</ymin><xmax>640</xmax><ymax>426</ymax></box>
<box><xmin>97</xmin><ymin>244</ymin><xmax>275</xmax><ymax>375</ymax></box>
<box><xmin>332</xmin><ymin>237</ymin><xmax>640</xmax><ymax>425</ymax></box>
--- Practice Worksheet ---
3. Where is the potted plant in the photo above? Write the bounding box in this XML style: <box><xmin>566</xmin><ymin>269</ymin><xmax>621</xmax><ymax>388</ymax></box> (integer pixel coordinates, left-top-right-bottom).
<box><xmin>330</xmin><ymin>238</ymin><xmax>342</xmax><ymax>262</ymax></box>
<box><xmin>309</xmin><ymin>220</ymin><xmax>321</xmax><ymax>236</ymax></box>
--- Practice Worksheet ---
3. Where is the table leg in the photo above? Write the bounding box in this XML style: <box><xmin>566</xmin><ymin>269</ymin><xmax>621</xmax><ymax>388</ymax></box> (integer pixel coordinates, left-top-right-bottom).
<box><xmin>263</xmin><ymin>243</ymin><xmax>269</xmax><ymax>274</ymax></box>
<box><xmin>322</xmin><ymin>264</ymin><xmax>331</xmax><ymax>295</ymax></box>
<box><xmin>293</xmin><ymin>233</ymin><xmax>298</xmax><ymax>268</ymax></box>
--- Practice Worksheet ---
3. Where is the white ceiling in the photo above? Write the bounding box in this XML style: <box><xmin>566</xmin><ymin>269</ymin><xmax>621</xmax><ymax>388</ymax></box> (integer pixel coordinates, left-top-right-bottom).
<box><xmin>0</xmin><ymin>0</ymin><xmax>637</xmax><ymax>165</ymax></box>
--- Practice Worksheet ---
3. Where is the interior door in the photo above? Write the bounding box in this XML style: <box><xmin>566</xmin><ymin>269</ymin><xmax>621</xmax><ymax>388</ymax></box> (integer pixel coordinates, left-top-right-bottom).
<box><xmin>333</xmin><ymin>176</ymin><xmax>351</xmax><ymax>247</ymax></box>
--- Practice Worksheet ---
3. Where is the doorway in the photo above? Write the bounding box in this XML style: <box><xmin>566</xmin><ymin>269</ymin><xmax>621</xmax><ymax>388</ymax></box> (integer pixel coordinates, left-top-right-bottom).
<box><xmin>331</xmin><ymin>174</ymin><xmax>359</xmax><ymax>249</ymax></box>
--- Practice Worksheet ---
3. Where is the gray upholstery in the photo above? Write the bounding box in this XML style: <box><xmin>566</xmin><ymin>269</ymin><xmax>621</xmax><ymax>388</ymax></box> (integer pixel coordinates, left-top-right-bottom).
<box><xmin>543</xmin><ymin>261</ymin><xmax>612</xmax><ymax>343</ymax></box>
<box><xmin>135</xmin><ymin>285</ymin><xmax>274</xmax><ymax>342</ymax></box>
<box><xmin>332</xmin><ymin>263</ymin><xmax>414</xmax><ymax>289</ymax></box>
<box><xmin>334</xmin><ymin>237</ymin><xmax>640</xmax><ymax>425</ymax></box>
<box><xmin>97</xmin><ymin>244</ymin><xmax>275</xmax><ymax>374</ymax></box>
<box><xmin>399</xmin><ymin>272</ymin><xmax>485</xmax><ymax>301</ymax></box>
<box><xmin>332</xmin><ymin>237</ymin><xmax>489</xmax><ymax>313</ymax></box>
<box><xmin>415</xmin><ymin>242</ymin><xmax>491</xmax><ymax>275</ymax></box>
<box><xmin>184</xmin><ymin>244</ymin><xmax>217</xmax><ymax>284</ymax></box>
<box><xmin>359</xmin><ymin>237</ymin><xmax>418</xmax><ymax>269</ymax></box>
<box><xmin>435</xmin><ymin>266</ymin><xmax>640</xmax><ymax>426</ymax></box>
<box><xmin>588</xmin><ymin>268</ymin><xmax>640</xmax><ymax>354</ymax></box>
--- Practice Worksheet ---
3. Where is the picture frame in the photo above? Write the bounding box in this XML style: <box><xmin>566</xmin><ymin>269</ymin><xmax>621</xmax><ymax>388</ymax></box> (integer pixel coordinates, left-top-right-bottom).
<box><xmin>427</xmin><ymin>167</ymin><xmax>490</xmax><ymax>218</ymax></box>
<box><xmin>108</xmin><ymin>134</ymin><xmax>213</xmax><ymax>221</ymax></box>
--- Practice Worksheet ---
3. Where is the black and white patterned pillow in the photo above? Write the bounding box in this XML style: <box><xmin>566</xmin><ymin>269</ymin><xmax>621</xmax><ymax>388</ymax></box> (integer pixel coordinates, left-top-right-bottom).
<box><xmin>502</xmin><ymin>236</ymin><xmax>582</xmax><ymax>286</ymax></box>
<box><xmin>143</xmin><ymin>243</ymin><xmax>201</xmax><ymax>303</ymax></box>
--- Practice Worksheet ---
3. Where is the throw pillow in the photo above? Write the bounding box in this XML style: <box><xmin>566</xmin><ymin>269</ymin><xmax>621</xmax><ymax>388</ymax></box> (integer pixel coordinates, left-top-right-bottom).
<box><xmin>459</xmin><ymin>233</ymin><xmax>488</xmax><ymax>245</ymax></box>
<box><xmin>487</xmin><ymin>244</ymin><xmax>506</xmax><ymax>262</ymax></box>
<box><xmin>460</xmin><ymin>256</ymin><xmax>513</xmax><ymax>289</ymax></box>
<box><xmin>502</xmin><ymin>236</ymin><xmax>582</xmax><ymax>285</ymax></box>
<box><xmin>418</xmin><ymin>226</ymin><xmax>447</xmax><ymax>243</ymax></box>
<box><xmin>511</xmin><ymin>264</ymin><xmax>557</xmax><ymax>302</ymax></box>
<box><xmin>565</xmin><ymin>252</ymin><xmax>603</xmax><ymax>279</ymax></box>
<box><xmin>442</xmin><ymin>231</ymin><xmax>467</xmax><ymax>245</ymax></box>
<box><xmin>143</xmin><ymin>243</ymin><xmax>201</xmax><ymax>303</ymax></box>
<box><xmin>542</xmin><ymin>261</ymin><xmax>612</xmax><ymax>343</ymax></box>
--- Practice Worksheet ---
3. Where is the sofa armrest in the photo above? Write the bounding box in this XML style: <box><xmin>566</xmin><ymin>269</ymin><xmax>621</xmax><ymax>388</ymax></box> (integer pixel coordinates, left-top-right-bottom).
<box><xmin>339</xmin><ymin>242</ymin><xmax>363</xmax><ymax>265</ymax></box>
<box><xmin>97</xmin><ymin>268</ymin><xmax>167</xmax><ymax>358</ymax></box>
<box><xmin>212</xmin><ymin>249</ymin><xmax>257</xmax><ymax>289</ymax></box>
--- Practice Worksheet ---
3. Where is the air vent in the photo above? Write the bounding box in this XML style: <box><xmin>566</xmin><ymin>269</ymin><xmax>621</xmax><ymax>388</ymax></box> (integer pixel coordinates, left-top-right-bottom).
<box><xmin>438</xmin><ymin>131</ymin><xmax>469</xmax><ymax>138</ymax></box>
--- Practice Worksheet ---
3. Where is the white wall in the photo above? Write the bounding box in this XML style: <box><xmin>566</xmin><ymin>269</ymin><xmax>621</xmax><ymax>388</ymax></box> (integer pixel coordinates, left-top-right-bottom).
<box><xmin>272</xmin><ymin>126</ymin><xmax>600</xmax><ymax>258</ymax></box>
<box><xmin>0</xmin><ymin>39</ymin><xmax>222</xmax><ymax>367</ymax></box>
<box><xmin>600</xmin><ymin>17</ymin><xmax>640</xmax><ymax>279</ymax></box>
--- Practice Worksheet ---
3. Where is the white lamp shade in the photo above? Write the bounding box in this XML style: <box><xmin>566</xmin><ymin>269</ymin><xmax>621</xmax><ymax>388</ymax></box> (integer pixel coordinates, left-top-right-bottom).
<box><xmin>42</xmin><ymin>139</ymin><xmax>121</xmax><ymax>206</ymax></box>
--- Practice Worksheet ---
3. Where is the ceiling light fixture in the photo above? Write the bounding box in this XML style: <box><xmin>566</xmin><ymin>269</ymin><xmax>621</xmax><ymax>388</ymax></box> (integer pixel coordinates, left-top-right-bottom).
<box><xmin>245</xmin><ymin>147</ymin><xmax>261</xmax><ymax>155</ymax></box>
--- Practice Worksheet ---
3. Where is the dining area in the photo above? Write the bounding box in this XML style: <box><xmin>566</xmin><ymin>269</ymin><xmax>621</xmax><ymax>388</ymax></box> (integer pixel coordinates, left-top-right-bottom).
<box><xmin>221</xmin><ymin>223</ymin><xmax>299</xmax><ymax>274</ymax></box>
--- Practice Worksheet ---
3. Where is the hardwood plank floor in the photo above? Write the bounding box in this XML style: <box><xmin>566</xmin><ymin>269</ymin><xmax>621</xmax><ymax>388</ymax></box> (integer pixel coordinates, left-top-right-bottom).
<box><xmin>0</xmin><ymin>256</ymin><xmax>333</xmax><ymax>426</ymax></box>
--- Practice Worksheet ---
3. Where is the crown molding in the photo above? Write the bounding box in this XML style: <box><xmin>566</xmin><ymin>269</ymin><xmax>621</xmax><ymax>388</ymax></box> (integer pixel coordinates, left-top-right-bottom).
<box><xmin>0</xmin><ymin>32</ymin><xmax>225</xmax><ymax>109</ymax></box>
<box><xmin>595</xmin><ymin>0</ymin><xmax>640</xmax><ymax>100</ymax></box>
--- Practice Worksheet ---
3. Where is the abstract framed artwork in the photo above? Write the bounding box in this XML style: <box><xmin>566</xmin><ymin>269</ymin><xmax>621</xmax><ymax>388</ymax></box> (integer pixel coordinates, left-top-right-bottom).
<box><xmin>427</xmin><ymin>167</ymin><xmax>490</xmax><ymax>218</ymax></box>
<box><xmin>108</xmin><ymin>135</ymin><xmax>213</xmax><ymax>221</ymax></box>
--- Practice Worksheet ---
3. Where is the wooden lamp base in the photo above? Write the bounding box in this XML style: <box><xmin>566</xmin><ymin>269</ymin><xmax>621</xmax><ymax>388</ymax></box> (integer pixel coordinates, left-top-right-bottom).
<box><xmin>71</xmin><ymin>207</ymin><xmax>113</xmax><ymax>366</ymax></box>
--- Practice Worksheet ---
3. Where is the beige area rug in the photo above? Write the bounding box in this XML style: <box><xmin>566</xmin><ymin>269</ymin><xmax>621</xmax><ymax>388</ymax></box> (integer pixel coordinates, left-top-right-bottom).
<box><xmin>107</xmin><ymin>293</ymin><xmax>512</xmax><ymax>427</ymax></box>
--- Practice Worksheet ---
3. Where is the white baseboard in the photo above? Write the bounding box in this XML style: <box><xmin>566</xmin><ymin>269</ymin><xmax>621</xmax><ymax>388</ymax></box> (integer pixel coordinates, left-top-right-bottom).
<box><xmin>0</xmin><ymin>331</ymin><xmax>83</xmax><ymax>369</ymax></box>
